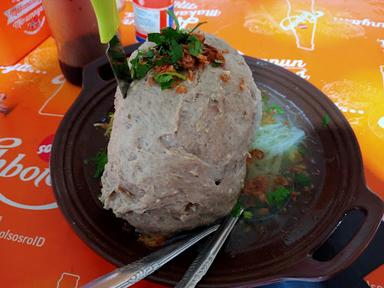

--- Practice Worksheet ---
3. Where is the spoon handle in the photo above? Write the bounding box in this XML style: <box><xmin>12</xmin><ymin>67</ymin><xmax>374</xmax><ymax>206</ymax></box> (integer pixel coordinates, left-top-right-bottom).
<box><xmin>175</xmin><ymin>208</ymin><xmax>244</xmax><ymax>288</ymax></box>
<box><xmin>83</xmin><ymin>224</ymin><xmax>219</xmax><ymax>288</ymax></box>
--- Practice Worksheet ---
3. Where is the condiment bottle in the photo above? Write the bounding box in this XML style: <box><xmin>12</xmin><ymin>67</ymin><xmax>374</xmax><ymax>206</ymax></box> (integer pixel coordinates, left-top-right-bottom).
<box><xmin>133</xmin><ymin>0</ymin><xmax>175</xmax><ymax>42</ymax></box>
<box><xmin>42</xmin><ymin>0</ymin><xmax>107</xmax><ymax>86</ymax></box>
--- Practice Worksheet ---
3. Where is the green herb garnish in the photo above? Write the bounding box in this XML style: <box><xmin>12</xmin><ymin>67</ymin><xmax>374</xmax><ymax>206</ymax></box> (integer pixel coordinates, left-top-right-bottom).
<box><xmin>147</xmin><ymin>33</ymin><xmax>165</xmax><ymax>45</ymax></box>
<box><xmin>189</xmin><ymin>21</ymin><xmax>208</xmax><ymax>34</ymax></box>
<box><xmin>188</xmin><ymin>35</ymin><xmax>203</xmax><ymax>56</ymax></box>
<box><xmin>128</xmin><ymin>11</ymin><xmax>221</xmax><ymax>91</ymax></box>
<box><xmin>266</xmin><ymin>103</ymin><xmax>285</xmax><ymax>115</ymax></box>
<box><xmin>294</xmin><ymin>173</ymin><xmax>310</xmax><ymax>188</ymax></box>
<box><xmin>167</xmin><ymin>9</ymin><xmax>180</xmax><ymax>30</ymax></box>
<box><xmin>85</xmin><ymin>151</ymin><xmax>108</xmax><ymax>178</ymax></box>
<box><xmin>243</xmin><ymin>210</ymin><xmax>253</xmax><ymax>219</ymax></box>
<box><xmin>261</xmin><ymin>94</ymin><xmax>269</xmax><ymax>105</ymax></box>
<box><xmin>322</xmin><ymin>113</ymin><xmax>330</xmax><ymax>127</ymax></box>
<box><xmin>154</xmin><ymin>72</ymin><xmax>186</xmax><ymax>90</ymax></box>
<box><xmin>169</xmin><ymin>40</ymin><xmax>183</xmax><ymax>63</ymax></box>
<box><xmin>297</xmin><ymin>144</ymin><xmax>306</xmax><ymax>155</ymax></box>
<box><xmin>162</xmin><ymin>71</ymin><xmax>187</xmax><ymax>80</ymax></box>
<box><xmin>267</xmin><ymin>187</ymin><xmax>291</xmax><ymax>207</ymax></box>
<box><xmin>154</xmin><ymin>73</ymin><xmax>174</xmax><ymax>90</ymax></box>
<box><xmin>130</xmin><ymin>50</ymin><xmax>154</xmax><ymax>79</ymax></box>
<box><xmin>231</xmin><ymin>201</ymin><xmax>244</xmax><ymax>217</ymax></box>
<box><xmin>145</xmin><ymin>49</ymin><xmax>154</xmax><ymax>58</ymax></box>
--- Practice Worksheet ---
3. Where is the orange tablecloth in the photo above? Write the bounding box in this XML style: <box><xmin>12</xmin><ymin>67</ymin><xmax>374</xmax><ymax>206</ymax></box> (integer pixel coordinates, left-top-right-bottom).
<box><xmin>0</xmin><ymin>0</ymin><xmax>383</xmax><ymax>287</ymax></box>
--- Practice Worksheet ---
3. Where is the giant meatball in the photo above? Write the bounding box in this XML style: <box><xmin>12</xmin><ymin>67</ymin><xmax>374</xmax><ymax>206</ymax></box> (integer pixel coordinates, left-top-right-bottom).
<box><xmin>100</xmin><ymin>33</ymin><xmax>262</xmax><ymax>235</ymax></box>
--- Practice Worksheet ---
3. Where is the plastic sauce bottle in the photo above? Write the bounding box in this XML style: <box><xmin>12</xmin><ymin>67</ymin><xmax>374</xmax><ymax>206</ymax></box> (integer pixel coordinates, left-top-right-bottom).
<box><xmin>0</xmin><ymin>0</ymin><xmax>50</xmax><ymax>65</ymax></box>
<box><xmin>133</xmin><ymin>0</ymin><xmax>174</xmax><ymax>42</ymax></box>
<box><xmin>42</xmin><ymin>0</ymin><xmax>107</xmax><ymax>86</ymax></box>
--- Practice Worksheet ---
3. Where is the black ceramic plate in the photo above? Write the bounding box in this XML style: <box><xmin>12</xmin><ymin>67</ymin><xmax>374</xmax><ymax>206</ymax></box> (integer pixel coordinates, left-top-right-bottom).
<box><xmin>50</xmin><ymin>44</ymin><xmax>383</xmax><ymax>287</ymax></box>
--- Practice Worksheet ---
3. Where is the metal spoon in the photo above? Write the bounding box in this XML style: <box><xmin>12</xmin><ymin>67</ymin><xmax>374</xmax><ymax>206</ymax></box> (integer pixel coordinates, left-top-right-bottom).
<box><xmin>175</xmin><ymin>207</ymin><xmax>244</xmax><ymax>288</ymax></box>
<box><xmin>82</xmin><ymin>224</ymin><xmax>219</xmax><ymax>288</ymax></box>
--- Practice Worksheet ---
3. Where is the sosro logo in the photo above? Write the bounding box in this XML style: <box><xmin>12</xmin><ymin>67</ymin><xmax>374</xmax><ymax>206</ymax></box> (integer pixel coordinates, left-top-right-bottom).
<box><xmin>0</xmin><ymin>137</ymin><xmax>57</xmax><ymax>211</ymax></box>
<box><xmin>0</xmin><ymin>229</ymin><xmax>45</xmax><ymax>248</ymax></box>
<box><xmin>37</xmin><ymin>134</ymin><xmax>54</xmax><ymax>162</ymax></box>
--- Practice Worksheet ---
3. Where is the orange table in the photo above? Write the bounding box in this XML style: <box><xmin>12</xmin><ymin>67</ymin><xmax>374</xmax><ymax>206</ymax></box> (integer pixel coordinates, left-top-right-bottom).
<box><xmin>0</xmin><ymin>1</ymin><xmax>383</xmax><ymax>287</ymax></box>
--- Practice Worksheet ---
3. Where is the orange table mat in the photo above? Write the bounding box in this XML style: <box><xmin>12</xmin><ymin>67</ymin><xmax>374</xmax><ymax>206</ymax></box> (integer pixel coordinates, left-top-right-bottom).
<box><xmin>0</xmin><ymin>1</ymin><xmax>383</xmax><ymax>287</ymax></box>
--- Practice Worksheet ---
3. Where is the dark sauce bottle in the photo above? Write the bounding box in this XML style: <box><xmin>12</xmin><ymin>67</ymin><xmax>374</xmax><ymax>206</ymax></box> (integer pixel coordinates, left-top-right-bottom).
<box><xmin>43</xmin><ymin>0</ymin><xmax>107</xmax><ymax>86</ymax></box>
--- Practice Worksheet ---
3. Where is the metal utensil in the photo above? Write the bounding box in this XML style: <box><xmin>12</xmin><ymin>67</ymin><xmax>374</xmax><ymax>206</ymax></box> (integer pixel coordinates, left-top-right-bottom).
<box><xmin>105</xmin><ymin>35</ymin><xmax>131</xmax><ymax>97</ymax></box>
<box><xmin>83</xmin><ymin>224</ymin><xmax>219</xmax><ymax>288</ymax></box>
<box><xmin>175</xmin><ymin>207</ymin><xmax>244</xmax><ymax>288</ymax></box>
<box><xmin>91</xmin><ymin>0</ymin><xmax>131</xmax><ymax>98</ymax></box>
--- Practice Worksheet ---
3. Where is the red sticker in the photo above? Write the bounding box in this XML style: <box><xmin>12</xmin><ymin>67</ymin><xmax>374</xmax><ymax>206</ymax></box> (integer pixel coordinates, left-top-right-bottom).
<box><xmin>37</xmin><ymin>135</ymin><xmax>54</xmax><ymax>162</ymax></box>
